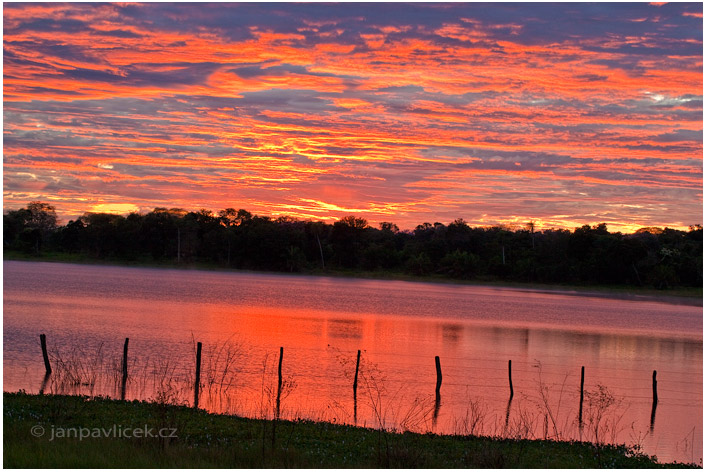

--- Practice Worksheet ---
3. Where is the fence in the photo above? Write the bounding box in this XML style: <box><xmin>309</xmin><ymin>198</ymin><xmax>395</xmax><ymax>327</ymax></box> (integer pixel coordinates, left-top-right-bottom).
<box><xmin>38</xmin><ymin>332</ymin><xmax>663</xmax><ymax>432</ymax></box>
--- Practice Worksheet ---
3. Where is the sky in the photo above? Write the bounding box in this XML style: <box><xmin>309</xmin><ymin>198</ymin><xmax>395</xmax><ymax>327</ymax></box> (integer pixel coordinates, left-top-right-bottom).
<box><xmin>3</xmin><ymin>2</ymin><xmax>703</xmax><ymax>232</ymax></box>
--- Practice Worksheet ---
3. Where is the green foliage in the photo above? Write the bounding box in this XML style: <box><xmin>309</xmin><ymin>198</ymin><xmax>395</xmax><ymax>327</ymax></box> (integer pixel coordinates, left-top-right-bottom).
<box><xmin>440</xmin><ymin>249</ymin><xmax>479</xmax><ymax>278</ymax></box>
<box><xmin>5</xmin><ymin>392</ymin><xmax>695</xmax><ymax>468</ymax></box>
<box><xmin>3</xmin><ymin>202</ymin><xmax>703</xmax><ymax>290</ymax></box>
<box><xmin>3</xmin><ymin>201</ymin><xmax>58</xmax><ymax>254</ymax></box>
<box><xmin>406</xmin><ymin>252</ymin><xmax>433</xmax><ymax>276</ymax></box>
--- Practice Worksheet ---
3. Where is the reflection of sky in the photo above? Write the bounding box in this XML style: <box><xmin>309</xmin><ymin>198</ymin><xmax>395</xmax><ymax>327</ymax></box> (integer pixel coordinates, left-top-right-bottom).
<box><xmin>3</xmin><ymin>261</ymin><xmax>702</xmax><ymax>462</ymax></box>
<box><xmin>3</xmin><ymin>3</ymin><xmax>703</xmax><ymax>231</ymax></box>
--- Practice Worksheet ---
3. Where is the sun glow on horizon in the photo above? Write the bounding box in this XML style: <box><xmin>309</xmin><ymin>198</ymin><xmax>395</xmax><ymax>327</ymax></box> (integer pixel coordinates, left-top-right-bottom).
<box><xmin>90</xmin><ymin>203</ymin><xmax>141</xmax><ymax>215</ymax></box>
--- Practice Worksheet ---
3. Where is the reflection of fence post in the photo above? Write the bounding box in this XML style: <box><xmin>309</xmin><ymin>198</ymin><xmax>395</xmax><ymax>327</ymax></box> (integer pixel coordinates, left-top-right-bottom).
<box><xmin>578</xmin><ymin>366</ymin><xmax>585</xmax><ymax>425</ymax></box>
<box><xmin>508</xmin><ymin>360</ymin><xmax>514</xmax><ymax>400</ymax></box>
<box><xmin>121</xmin><ymin>338</ymin><xmax>129</xmax><ymax>400</ymax></box>
<box><xmin>39</xmin><ymin>373</ymin><xmax>50</xmax><ymax>395</ymax></box>
<box><xmin>504</xmin><ymin>398</ymin><xmax>512</xmax><ymax>429</ymax></box>
<box><xmin>40</xmin><ymin>334</ymin><xmax>52</xmax><ymax>374</ymax></box>
<box><xmin>194</xmin><ymin>342</ymin><xmax>202</xmax><ymax>409</ymax></box>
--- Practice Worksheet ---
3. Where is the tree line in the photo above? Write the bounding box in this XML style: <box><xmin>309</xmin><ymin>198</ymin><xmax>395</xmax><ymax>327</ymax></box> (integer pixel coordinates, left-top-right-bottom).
<box><xmin>4</xmin><ymin>202</ymin><xmax>702</xmax><ymax>289</ymax></box>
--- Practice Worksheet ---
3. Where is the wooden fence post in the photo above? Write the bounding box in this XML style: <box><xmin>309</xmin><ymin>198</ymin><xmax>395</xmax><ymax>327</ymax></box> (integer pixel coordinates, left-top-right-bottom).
<box><xmin>353</xmin><ymin>349</ymin><xmax>361</xmax><ymax>424</ymax></box>
<box><xmin>508</xmin><ymin>360</ymin><xmax>514</xmax><ymax>400</ymax></box>
<box><xmin>650</xmin><ymin>370</ymin><xmax>658</xmax><ymax>430</ymax></box>
<box><xmin>40</xmin><ymin>334</ymin><xmax>51</xmax><ymax>374</ymax></box>
<box><xmin>121</xmin><ymin>337</ymin><xmax>129</xmax><ymax>400</ymax></box>
<box><xmin>579</xmin><ymin>366</ymin><xmax>585</xmax><ymax>425</ymax></box>
<box><xmin>272</xmin><ymin>347</ymin><xmax>284</xmax><ymax>448</ymax></box>
<box><xmin>433</xmin><ymin>355</ymin><xmax>442</xmax><ymax>427</ymax></box>
<box><xmin>353</xmin><ymin>350</ymin><xmax>361</xmax><ymax>397</ymax></box>
<box><xmin>276</xmin><ymin>347</ymin><xmax>283</xmax><ymax>420</ymax></box>
<box><xmin>435</xmin><ymin>355</ymin><xmax>442</xmax><ymax>397</ymax></box>
<box><xmin>194</xmin><ymin>341</ymin><xmax>202</xmax><ymax>408</ymax></box>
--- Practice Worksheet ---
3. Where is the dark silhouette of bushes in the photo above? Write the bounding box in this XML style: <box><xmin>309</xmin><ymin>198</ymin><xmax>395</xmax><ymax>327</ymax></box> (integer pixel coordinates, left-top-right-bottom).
<box><xmin>3</xmin><ymin>202</ymin><xmax>702</xmax><ymax>289</ymax></box>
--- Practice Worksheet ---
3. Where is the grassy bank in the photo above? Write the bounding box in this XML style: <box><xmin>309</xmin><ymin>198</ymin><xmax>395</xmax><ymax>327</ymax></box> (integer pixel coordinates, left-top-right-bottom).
<box><xmin>3</xmin><ymin>392</ymin><xmax>697</xmax><ymax>468</ymax></box>
<box><xmin>4</xmin><ymin>251</ymin><xmax>702</xmax><ymax>304</ymax></box>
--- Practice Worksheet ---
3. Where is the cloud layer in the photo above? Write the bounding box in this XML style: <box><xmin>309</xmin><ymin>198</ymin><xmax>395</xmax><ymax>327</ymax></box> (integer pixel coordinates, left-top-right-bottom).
<box><xmin>3</xmin><ymin>3</ymin><xmax>703</xmax><ymax>231</ymax></box>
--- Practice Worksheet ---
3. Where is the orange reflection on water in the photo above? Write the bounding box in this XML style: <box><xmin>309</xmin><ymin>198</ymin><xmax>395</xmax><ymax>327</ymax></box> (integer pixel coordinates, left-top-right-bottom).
<box><xmin>3</xmin><ymin>262</ymin><xmax>701</xmax><ymax>464</ymax></box>
<box><xmin>181</xmin><ymin>302</ymin><xmax>701</xmax><ymax>466</ymax></box>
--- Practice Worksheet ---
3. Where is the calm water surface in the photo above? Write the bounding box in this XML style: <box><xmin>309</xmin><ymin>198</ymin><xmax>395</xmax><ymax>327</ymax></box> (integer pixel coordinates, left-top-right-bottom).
<box><xmin>3</xmin><ymin>261</ymin><xmax>702</xmax><ymax>464</ymax></box>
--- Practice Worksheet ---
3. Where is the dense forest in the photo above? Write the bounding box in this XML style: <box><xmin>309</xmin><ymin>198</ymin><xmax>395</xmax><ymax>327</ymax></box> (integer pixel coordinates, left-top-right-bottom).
<box><xmin>4</xmin><ymin>202</ymin><xmax>703</xmax><ymax>289</ymax></box>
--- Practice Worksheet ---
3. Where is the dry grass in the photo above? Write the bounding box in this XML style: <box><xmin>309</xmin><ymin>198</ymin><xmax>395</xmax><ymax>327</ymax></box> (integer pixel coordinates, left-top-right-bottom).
<box><xmin>39</xmin><ymin>342</ymin><xmax>640</xmax><ymax>456</ymax></box>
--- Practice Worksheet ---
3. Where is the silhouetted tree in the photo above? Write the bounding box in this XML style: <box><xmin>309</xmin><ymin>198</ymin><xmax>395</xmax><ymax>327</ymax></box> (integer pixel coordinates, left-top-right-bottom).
<box><xmin>4</xmin><ymin>201</ymin><xmax>58</xmax><ymax>253</ymax></box>
<box><xmin>331</xmin><ymin>216</ymin><xmax>369</xmax><ymax>267</ymax></box>
<box><xmin>379</xmin><ymin>222</ymin><xmax>399</xmax><ymax>233</ymax></box>
<box><xmin>3</xmin><ymin>202</ymin><xmax>702</xmax><ymax>289</ymax></box>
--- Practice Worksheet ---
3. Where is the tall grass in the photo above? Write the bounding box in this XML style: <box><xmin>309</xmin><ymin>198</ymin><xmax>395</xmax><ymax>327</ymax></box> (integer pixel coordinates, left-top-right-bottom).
<box><xmin>37</xmin><ymin>340</ymin><xmax>641</xmax><ymax>456</ymax></box>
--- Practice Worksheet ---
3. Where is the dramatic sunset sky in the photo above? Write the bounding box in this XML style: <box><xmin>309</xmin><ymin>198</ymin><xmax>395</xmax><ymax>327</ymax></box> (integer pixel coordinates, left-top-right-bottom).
<box><xmin>3</xmin><ymin>2</ymin><xmax>703</xmax><ymax>232</ymax></box>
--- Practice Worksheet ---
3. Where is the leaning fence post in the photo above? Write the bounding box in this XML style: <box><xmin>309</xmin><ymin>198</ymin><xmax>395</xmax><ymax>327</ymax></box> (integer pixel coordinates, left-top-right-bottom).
<box><xmin>508</xmin><ymin>359</ymin><xmax>514</xmax><ymax>400</ymax></box>
<box><xmin>194</xmin><ymin>341</ymin><xmax>202</xmax><ymax>408</ymax></box>
<box><xmin>121</xmin><ymin>337</ymin><xmax>129</xmax><ymax>400</ymax></box>
<box><xmin>578</xmin><ymin>366</ymin><xmax>585</xmax><ymax>425</ymax></box>
<box><xmin>39</xmin><ymin>334</ymin><xmax>52</xmax><ymax>374</ymax></box>
<box><xmin>353</xmin><ymin>349</ymin><xmax>361</xmax><ymax>423</ymax></box>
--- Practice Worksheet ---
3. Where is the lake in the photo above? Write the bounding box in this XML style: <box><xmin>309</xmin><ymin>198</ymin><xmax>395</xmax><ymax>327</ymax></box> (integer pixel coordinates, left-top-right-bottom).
<box><xmin>3</xmin><ymin>260</ymin><xmax>702</xmax><ymax>464</ymax></box>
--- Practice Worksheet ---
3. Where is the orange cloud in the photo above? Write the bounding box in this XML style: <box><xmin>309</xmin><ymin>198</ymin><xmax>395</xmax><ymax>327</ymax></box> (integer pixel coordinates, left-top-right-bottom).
<box><xmin>3</xmin><ymin>3</ymin><xmax>702</xmax><ymax>231</ymax></box>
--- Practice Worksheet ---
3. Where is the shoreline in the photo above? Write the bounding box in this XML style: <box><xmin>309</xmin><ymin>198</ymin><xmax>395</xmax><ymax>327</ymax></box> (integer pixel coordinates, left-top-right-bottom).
<box><xmin>3</xmin><ymin>253</ymin><xmax>702</xmax><ymax>307</ymax></box>
<box><xmin>4</xmin><ymin>392</ymin><xmax>698</xmax><ymax>468</ymax></box>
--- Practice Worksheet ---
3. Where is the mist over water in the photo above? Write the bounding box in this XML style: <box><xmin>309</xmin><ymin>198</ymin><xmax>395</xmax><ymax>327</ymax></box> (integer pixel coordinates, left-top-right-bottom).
<box><xmin>3</xmin><ymin>261</ymin><xmax>702</xmax><ymax>464</ymax></box>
